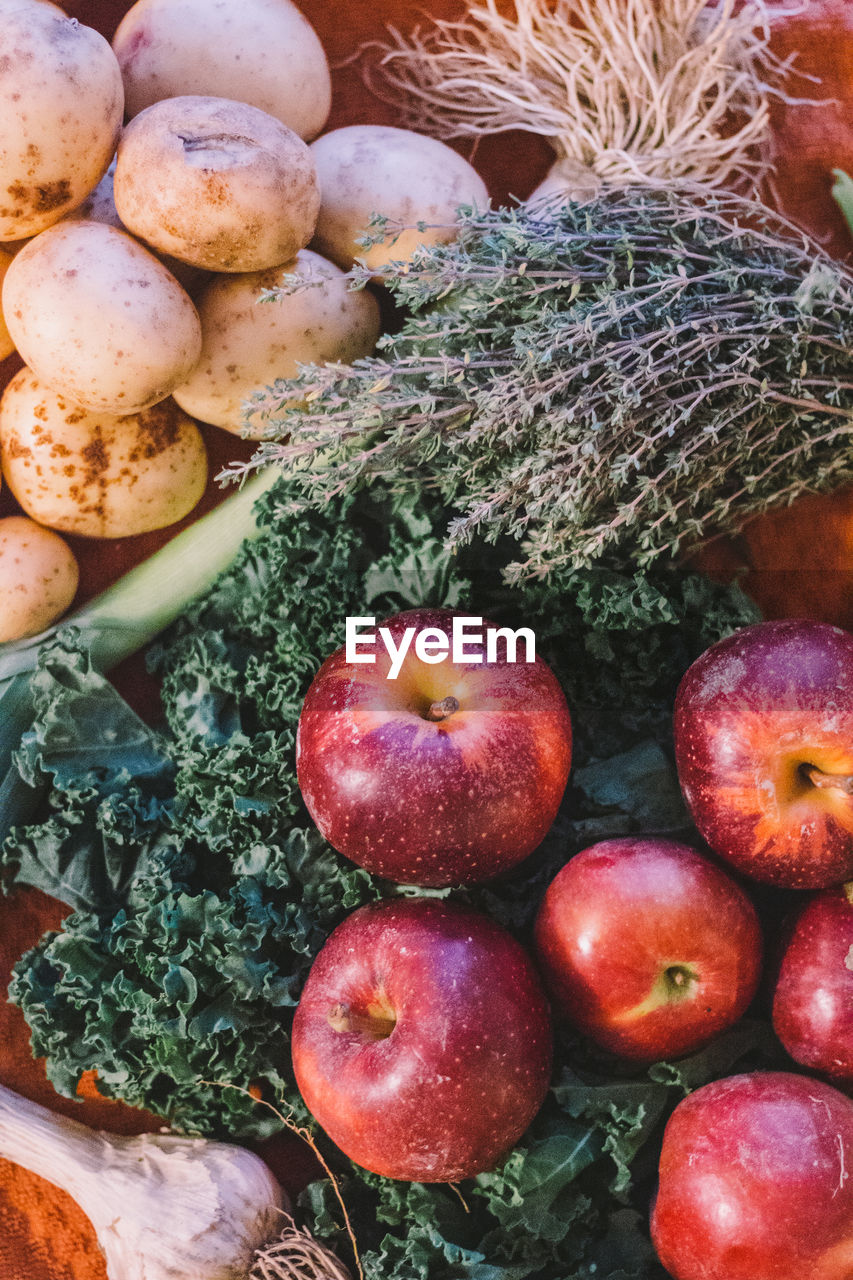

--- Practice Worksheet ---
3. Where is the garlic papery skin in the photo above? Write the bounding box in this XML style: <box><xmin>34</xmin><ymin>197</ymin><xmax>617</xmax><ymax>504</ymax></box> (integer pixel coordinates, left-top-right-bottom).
<box><xmin>0</xmin><ymin>1084</ymin><xmax>287</xmax><ymax>1280</ymax></box>
<box><xmin>525</xmin><ymin>158</ymin><xmax>603</xmax><ymax>214</ymax></box>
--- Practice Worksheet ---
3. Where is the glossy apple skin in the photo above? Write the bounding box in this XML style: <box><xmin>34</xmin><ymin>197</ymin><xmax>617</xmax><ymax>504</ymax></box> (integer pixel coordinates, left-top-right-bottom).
<box><xmin>533</xmin><ymin>838</ymin><xmax>762</xmax><ymax>1062</ymax></box>
<box><xmin>296</xmin><ymin>607</ymin><xmax>572</xmax><ymax>886</ymax></box>
<box><xmin>651</xmin><ymin>1072</ymin><xmax>853</xmax><ymax>1280</ymax></box>
<box><xmin>772</xmin><ymin>883</ymin><xmax>853</xmax><ymax>1083</ymax></box>
<box><xmin>674</xmin><ymin>619</ymin><xmax>853</xmax><ymax>889</ymax></box>
<box><xmin>291</xmin><ymin>896</ymin><xmax>553</xmax><ymax>1182</ymax></box>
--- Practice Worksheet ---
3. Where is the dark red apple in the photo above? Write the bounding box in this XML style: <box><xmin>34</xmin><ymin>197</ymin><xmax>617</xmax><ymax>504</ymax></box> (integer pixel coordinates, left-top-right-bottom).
<box><xmin>650</xmin><ymin>1072</ymin><xmax>853</xmax><ymax>1280</ymax></box>
<box><xmin>296</xmin><ymin>607</ymin><xmax>572</xmax><ymax>886</ymax></box>
<box><xmin>772</xmin><ymin>881</ymin><xmax>853</xmax><ymax>1083</ymax></box>
<box><xmin>533</xmin><ymin>838</ymin><xmax>762</xmax><ymax>1062</ymax></box>
<box><xmin>674</xmin><ymin>619</ymin><xmax>853</xmax><ymax>889</ymax></box>
<box><xmin>290</xmin><ymin>896</ymin><xmax>553</xmax><ymax>1182</ymax></box>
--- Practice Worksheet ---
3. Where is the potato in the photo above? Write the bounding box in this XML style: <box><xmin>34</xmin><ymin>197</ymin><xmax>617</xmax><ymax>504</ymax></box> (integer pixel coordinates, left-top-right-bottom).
<box><xmin>0</xmin><ymin>368</ymin><xmax>208</xmax><ymax>538</ymax></box>
<box><xmin>2</xmin><ymin>221</ymin><xmax>202</xmax><ymax>413</ymax></box>
<box><xmin>66</xmin><ymin>157</ymin><xmax>124</xmax><ymax>232</ymax></box>
<box><xmin>0</xmin><ymin>250</ymin><xmax>16</xmax><ymax>360</ymax></box>
<box><xmin>172</xmin><ymin>249</ymin><xmax>381</xmax><ymax>435</ymax></box>
<box><xmin>114</xmin><ymin>96</ymin><xmax>320</xmax><ymax>273</ymax></box>
<box><xmin>0</xmin><ymin>1</ymin><xmax>66</xmax><ymax>13</ymax></box>
<box><xmin>113</xmin><ymin>0</ymin><xmax>330</xmax><ymax>141</ymax></box>
<box><xmin>0</xmin><ymin>9</ymin><xmax>123</xmax><ymax>240</ymax></box>
<box><xmin>65</xmin><ymin>156</ymin><xmax>209</xmax><ymax>294</ymax></box>
<box><xmin>0</xmin><ymin>515</ymin><xmax>78</xmax><ymax>641</ymax></box>
<box><xmin>310</xmin><ymin>125</ymin><xmax>490</xmax><ymax>276</ymax></box>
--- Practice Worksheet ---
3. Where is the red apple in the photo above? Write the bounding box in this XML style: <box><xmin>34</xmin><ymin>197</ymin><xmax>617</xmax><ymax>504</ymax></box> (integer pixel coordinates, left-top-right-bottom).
<box><xmin>295</xmin><ymin>607</ymin><xmax>572</xmax><ymax>886</ymax></box>
<box><xmin>674</xmin><ymin>619</ymin><xmax>853</xmax><ymax>889</ymax></box>
<box><xmin>772</xmin><ymin>881</ymin><xmax>853</xmax><ymax>1083</ymax></box>
<box><xmin>533</xmin><ymin>838</ymin><xmax>762</xmax><ymax>1062</ymax></box>
<box><xmin>650</xmin><ymin>1071</ymin><xmax>853</xmax><ymax>1280</ymax></box>
<box><xmin>290</xmin><ymin>896</ymin><xmax>553</xmax><ymax>1182</ymax></box>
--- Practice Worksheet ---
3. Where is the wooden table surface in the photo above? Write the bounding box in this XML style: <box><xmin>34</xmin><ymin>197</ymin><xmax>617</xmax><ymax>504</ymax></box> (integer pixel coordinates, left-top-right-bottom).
<box><xmin>1</xmin><ymin>1</ymin><xmax>853</xmax><ymax>1276</ymax></box>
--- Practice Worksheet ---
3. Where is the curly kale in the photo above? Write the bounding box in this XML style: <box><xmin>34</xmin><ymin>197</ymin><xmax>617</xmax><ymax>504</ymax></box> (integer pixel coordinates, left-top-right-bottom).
<box><xmin>1</xmin><ymin>475</ymin><xmax>767</xmax><ymax>1278</ymax></box>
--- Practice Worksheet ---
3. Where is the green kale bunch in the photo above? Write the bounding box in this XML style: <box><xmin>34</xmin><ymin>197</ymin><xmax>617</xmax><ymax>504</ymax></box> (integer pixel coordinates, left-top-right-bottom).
<box><xmin>1</xmin><ymin>476</ymin><xmax>766</xmax><ymax>1279</ymax></box>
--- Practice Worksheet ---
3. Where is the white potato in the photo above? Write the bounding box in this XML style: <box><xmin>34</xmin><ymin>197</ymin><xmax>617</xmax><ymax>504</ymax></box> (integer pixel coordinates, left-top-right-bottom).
<box><xmin>310</xmin><ymin>125</ymin><xmax>490</xmax><ymax>277</ymax></box>
<box><xmin>0</xmin><ymin>515</ymin><xmax>78</xmax><ymax>641</ymax></box>
<box><xmin>66</xmin><ymin>157</ymin><xmax>124</xmax><ymax>232</ymax></box>
<box><xmin>0</xmin><ymin>1</ymin><xmax>66</xmax><ymax>14</ymax></box>
<box><xmin>65</xmin><ymin>156</ymin><xmax>209</xmax><ymax>294</ymax></box>
<box><xmin>172</xmin><ymin>249</ymin><xmax>381</xmax><ymax>435</ymax></box>
<box><xmin>113</xmin><ymin>0</ymin><xmax>330</xmax><ymax>141</ymax></box>
<box><xmin>0</xmin><ymin>9</ymin><xmax>123</xmax><ymax>240</ymax></box>
<box><xmin>2</xmin><ymin>221</ymin><xmax>202</xmax><ymax>414</ymax></box>
<box><xmin>114</xmin><ymin>96</ymin><xmax>320</xmax><ymax>273</ymax></box>
<box><xmin>0</xmin><ymin>369</ymin><xmax>208</xmax><ymax>538</ymax></box>
<box><xmin>0</xmin><ymin>250</ymin><xmax>16</xmax><ymax>360</ymax></box>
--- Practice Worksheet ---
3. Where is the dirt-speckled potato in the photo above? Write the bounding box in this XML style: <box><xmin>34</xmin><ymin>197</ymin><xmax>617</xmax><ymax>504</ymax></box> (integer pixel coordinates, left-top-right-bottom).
<box><xmin>0</xmin><ymin>250</ymin><xmax>16</xmax><ymax>360</ymax></box>
<box><xmin>172</xmin><ymin>249</ymin><xmax>381</xmax><ymax>435</ymax></box>
<box><xmin>65</xmin><ymin>157</ymin><xmax>124</xmax><ymax>232</ymax></box>
<box><xmin>0</xmin><ymin>9</ymin><xmax>123</xmax><ymax>241</ymax></box>
<box><xmin>65</xmin><ymin>156</ymin><xmax>209</xmax><ymax>294</ymax></box>
<box><xmin>2</xmin><ymin>221</ymin><xmax>202</xmax><ymax>413</ymax></box>
<box><xmin>0</xmin><ymin>515</ymin><xmax>78</xmax><ymax>641</ymax></box>
<box><xmin>310</xmin><ymin>125</ymin><xmax>490</xmax><ymax>277</ymax></box>
<box><xmin>0</xmin><ymin>368</ymin><xmax>208</xmax><ymax>538</ymax></box>
<box><xmin>113</xmin><ymin>0</ymin><xmax>330</xmax><ymax>141</ymax></box>
<box><xmin>114</xmin><ymin>96</ymin><xmax>320</xmax><ymax>273</ymax></box>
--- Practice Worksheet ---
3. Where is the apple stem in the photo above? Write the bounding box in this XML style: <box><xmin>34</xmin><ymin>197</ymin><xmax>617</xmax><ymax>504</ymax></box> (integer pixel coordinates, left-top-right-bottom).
<box><xmin>426</xmin><ymin>696</ymin><xmax>460</xmax><ymax>722</ymax></box>
<box><xmin>327</xmin><ymin>1003</ymin><xmax>397</xmax><ymax>1041</ymax></box>
<box><xmin>802</xmin><ymin>764</ymin><xmax>853</xmax><ymax>795</ymax></box>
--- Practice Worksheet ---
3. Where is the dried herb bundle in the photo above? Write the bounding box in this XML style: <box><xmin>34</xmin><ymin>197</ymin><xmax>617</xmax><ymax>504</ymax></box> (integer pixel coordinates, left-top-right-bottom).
<box><xmin>229</xmin><ymin>189</ymin><xmax>853</xmax><ymax>581</ymax></box>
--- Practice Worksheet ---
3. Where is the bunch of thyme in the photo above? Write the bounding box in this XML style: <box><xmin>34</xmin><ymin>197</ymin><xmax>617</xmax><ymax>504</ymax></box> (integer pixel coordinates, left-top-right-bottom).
<box><xmin>229</xmin><ymin>188</ymin><xmax>853</xmax><ymax>581</ymax></box>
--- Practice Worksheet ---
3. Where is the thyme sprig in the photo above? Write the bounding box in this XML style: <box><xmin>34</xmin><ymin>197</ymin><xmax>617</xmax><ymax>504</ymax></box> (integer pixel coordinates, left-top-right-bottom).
<box><xmin>228</xmin><ymin>189</ymin><xmax>853</xmax><ymax>581</ymax></box>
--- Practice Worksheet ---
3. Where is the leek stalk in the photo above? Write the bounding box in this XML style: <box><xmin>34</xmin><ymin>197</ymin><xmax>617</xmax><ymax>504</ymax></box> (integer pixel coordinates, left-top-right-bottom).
<box><xmin>832</xmin><ymin>169</ymin><xmax>853</xmax><ymax>237</ymax></box>
<box><xmin>0</xmin><ymin>467</ymin><xmax>278</xmax><ymax>844</ymax></box>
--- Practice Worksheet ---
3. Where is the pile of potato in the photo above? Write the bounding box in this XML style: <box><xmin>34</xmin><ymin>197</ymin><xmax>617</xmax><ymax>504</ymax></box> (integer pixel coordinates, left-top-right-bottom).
<box><xmin>0</xmin><ymin>0</ymin><xmax>488</xmax><ymax>639</ymax></box>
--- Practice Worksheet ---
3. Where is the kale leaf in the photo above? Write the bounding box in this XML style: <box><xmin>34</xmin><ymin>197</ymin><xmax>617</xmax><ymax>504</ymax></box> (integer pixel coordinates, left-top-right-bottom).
<box><xmin>2</xmin><ymin>474</ymin><xmax>763</xmax><ymax>1277</ymax></box>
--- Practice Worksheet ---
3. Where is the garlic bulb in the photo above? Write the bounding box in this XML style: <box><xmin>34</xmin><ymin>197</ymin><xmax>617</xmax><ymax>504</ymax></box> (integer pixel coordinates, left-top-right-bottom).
<box><xmin>0</xmin><ymin>1083</ymin><xmax>286</xmax><ymax>1280</ymax></box>
<box><xmin>525</xmin><ymin>158</ymin><xmax>603</xmax><ymax>214</ymax></box>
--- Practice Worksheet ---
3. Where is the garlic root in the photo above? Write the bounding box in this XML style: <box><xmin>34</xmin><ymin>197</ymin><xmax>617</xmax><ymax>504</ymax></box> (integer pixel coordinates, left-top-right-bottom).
<box><xmin>251</xmin><ymin>1214</ymin><xmax>352</xmax><ymax>1279</ymax></box>
<box><xmin>370</xmin><ymin>0</ymin><xmax>784</xmax><ymax>197</ymax></box>
<box><xmin>0</xmin><ymin>1083</ymin><xmax>286</xmax><ymax>1279</ymax></box>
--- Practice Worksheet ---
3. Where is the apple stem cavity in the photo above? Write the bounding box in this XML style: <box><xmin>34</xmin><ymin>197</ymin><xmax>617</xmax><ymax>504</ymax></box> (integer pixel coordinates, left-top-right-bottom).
<box><xmin>664</xmin><ymin>964</ymin><xmax>694</xmax><ymax>993</ymax></box>
<box><xmin>801</xmin><ymin>763</ymin><xmax>853</xmax><ymax>795</ymax></box>
<box><xmin>614</xmin><ymin>962</ymin><xmax>699</xmax><ymax>1026</ymax></box>
<box><xmin>426</xmin><ymin>695</ymin><xmax>460</xmax><ymax>722</ymax></box>
<box><xmin>327</xmin><ymin>1002</ymin><xmax>397</xmax><ymax>1041</ymax></box>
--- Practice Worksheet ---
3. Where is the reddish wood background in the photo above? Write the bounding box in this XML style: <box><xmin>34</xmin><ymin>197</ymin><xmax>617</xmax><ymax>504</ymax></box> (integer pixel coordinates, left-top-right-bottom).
<box><xmin>1</xmin><ymin>1</ymin><xmax>852</xmax><ymax>1275</ymax></box>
